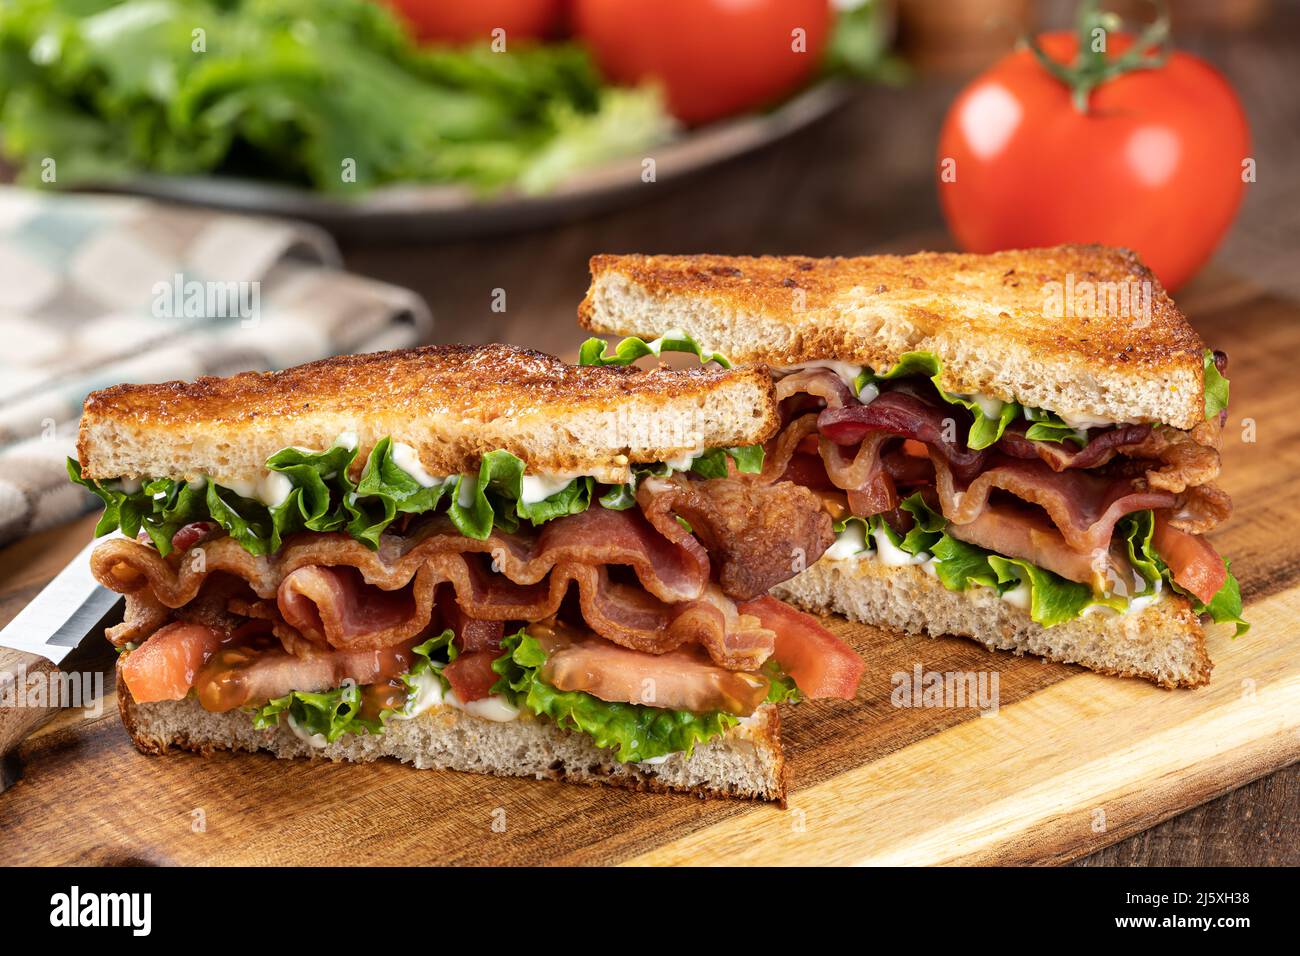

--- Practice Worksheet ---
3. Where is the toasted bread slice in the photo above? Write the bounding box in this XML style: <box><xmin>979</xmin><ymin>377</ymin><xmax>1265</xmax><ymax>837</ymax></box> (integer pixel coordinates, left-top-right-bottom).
<box><xmin>771</xmin><ymin>559</ymin><xmax>1212</xmax><ymax>689</ymax></box>
<box><xmin>116</xmin><ymin>664</ymin><xmax>787</xmax><ymax>802</ymax></box>
<box><xmin>78</xmin><ymin>344</ymin><xmax>778</xmax><ymax>485</ymax></box>
<box><xmin>580</xmin><ymin>246</ymin><xmax>1207</xmax><ymax>429</ymax></box>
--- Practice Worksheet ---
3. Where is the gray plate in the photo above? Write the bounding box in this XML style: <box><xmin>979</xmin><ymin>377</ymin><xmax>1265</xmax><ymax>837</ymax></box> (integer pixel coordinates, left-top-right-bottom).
<box><xmin>80</xmin><ymin>82</ymin><xmax>852</xmax><ymax>242</ymax></box>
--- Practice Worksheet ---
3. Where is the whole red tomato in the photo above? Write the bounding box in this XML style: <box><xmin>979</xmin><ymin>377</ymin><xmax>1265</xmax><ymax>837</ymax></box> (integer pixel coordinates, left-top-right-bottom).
<box><xmin>383</xmin><ymin>0</ymin><xmax>563</xmax><ymax>45</ymax></box>
<box><xmin>938</xmin><ymin>31</ymin><xmax>1249</xmax><ymax>290</ymax></box>
<box><xmin>572</xmin><ymin>0</ymin><xmax>831</xmax><ymax>125</ymax></box>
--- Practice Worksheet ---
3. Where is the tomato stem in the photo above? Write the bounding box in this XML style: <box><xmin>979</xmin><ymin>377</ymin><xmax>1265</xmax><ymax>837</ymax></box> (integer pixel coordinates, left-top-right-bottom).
<box><xmin>1025</xmin><ymin>0</ymin><xmax>1171</xmax><ymax>113</ymax></box>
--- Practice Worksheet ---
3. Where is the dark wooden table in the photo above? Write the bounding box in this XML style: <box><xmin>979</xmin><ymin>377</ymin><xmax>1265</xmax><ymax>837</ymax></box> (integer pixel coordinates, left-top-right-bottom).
<box><xmin>334</xmin><ymin>5</ymin><xmax>1300</xmax><ymax>866</ymax></box>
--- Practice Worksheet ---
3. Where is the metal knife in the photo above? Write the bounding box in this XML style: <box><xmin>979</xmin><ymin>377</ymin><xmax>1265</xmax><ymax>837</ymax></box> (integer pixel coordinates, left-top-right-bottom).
<box><xmin>0</xmin><ymin>539</ymin><xmax>123</xmax><ymax>754</ymax></box>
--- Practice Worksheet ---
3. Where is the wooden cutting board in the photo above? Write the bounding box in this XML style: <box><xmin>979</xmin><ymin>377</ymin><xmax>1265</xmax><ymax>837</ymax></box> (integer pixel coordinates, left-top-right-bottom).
<box><xmin>1</xmin><ymin>271</ymin><xmax>1297</xmax><ymax>866</ymax></box>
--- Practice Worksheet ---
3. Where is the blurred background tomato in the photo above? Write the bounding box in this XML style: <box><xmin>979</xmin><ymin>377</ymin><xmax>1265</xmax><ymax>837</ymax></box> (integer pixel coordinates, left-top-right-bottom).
<box><xmin>382</xmin><ymin>0</ymin><xmax>565</xmax><ymax>43</ymax></box>
<box><xmin>937</xmin><ymin>24</ymin><xmax>1250</xmax><ymax>290</ymax></box>
<box><xmin>572</xmin><ymin>0</ymin><xmax>833</xmax><ymax>124</ymax></box>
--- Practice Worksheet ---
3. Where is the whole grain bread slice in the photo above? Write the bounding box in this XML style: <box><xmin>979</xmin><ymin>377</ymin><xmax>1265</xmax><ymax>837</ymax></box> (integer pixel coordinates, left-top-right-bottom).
<box><xmin>771</xmin><ymin>559</ymin><xmax>1212</xmax><ymax>689</ymax></box>
<box><xmin>117</xmin><ymin>664</ymin><xmax>787</xmax><ymax>802</ymax></box>
<box><xmin>78</xmin><ymin>343</ymin><xmax>779</xmax><ymax>485</ymax></box>
<box><xmin>580</xmin><ymin>246</ymin><xmax>1207</xmax><ymax>429</ymax></box>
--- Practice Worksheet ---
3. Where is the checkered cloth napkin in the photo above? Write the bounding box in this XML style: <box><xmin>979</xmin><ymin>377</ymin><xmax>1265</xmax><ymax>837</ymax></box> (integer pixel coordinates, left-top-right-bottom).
<box><xmin>0</xmin><ymin>186</ymin><xmax>433</xmax><ymax>548</ymax></box>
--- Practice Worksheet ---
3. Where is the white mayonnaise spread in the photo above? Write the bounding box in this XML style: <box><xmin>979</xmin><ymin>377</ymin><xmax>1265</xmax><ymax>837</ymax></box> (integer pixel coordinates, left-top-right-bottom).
<box><xmin>390</xmin><ymin>441</ymin><xmax>442</xmax><ymax>488</ymax></box>
<box><xmin>286</xmin><ymin>713</ymin><xmax>329</xmax><ymax>749</ymax></box>
<box><xmin>392</xmin><ymin>670</ymin><xmax>444</xmax><ymax>720</ymax></box>
<box><xmin>1055</xmin><ymin>410</ymin><xmax>1121</xmax><ymax>430</ymax></box>
<box><xmin>661</xmin><ymin>448</ymin><xmax>705</xmax><ymax>472</ymax></box>
<box><xmin>871</xmin><ymin>526</ymin><xmax>930</xmax><ymax>567</ymax></box>
<box><xmin>999</xmin><ymin>578</ymin><xmax>1032</xmax><ymax>610</ymax></box>
<box><xmin>394</xmin><ymin>673</ymin><xmax>520</xmax><ymax>723</ymax></box>
<box><xmin>519</xmin><ymin>473</ymin><xmax>579</xmax><ymax>503</ymax></box>
<box><xmin>823</xmin><ymin>522</ymin><xmax>869</xmax><ymax>561</ymax></box>
<box><xmin>445</xmin><ymin>689</ymin><xmax>520</xmax><ymax>722</ymax></box>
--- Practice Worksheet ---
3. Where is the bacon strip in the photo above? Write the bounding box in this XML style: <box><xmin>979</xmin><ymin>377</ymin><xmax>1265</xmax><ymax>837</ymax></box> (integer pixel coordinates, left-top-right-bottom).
<box><xmin>637</xmin><ymin>473</ymin><xmax>833</xmax><ymax>600</ymax></box>
<box><xmin>931</xmin><ymin>452</ymin><xmax>1177</xmax><ymax>554</ymax></box>
<box><xmin>775</xmin><ymin>368</ymin><xmax>855</xmax><ymax>408</ymax></box>
<box><xmin>943</xmin><ymin>503</ymin><xmax>1134</xmax><ymax>589</ymax></box>
<box><xmin>90</xmin><ymin>507</ymin><xmax>776</xmax><ymax>670</ymax></box>
<box><xmin>997</xmin><ymin>422</ymin><xmax>1153</xmax><ymax>471</ymax></box>
<box><xmin>818</xmin><ymin>392</ymin><xmax>990</xmax><ymax>483</ymax></box>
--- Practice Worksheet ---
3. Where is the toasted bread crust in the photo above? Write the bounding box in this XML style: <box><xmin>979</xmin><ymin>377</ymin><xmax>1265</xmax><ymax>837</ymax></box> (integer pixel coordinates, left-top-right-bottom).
<box><xmin>78</xmin><ymin>344</ymin><xmax>779</xmax><ymax>483</ymax></box>
<box><xmin>580</xmin><ymin>246</ymin><xmax>1207</xmax><ymax>429</ymax></box>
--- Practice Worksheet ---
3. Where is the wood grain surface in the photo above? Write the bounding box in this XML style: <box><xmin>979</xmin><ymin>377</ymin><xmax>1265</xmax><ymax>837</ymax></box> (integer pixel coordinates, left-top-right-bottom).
<box><xmin>0</xmin><ymin>269</ymin><xmax>1296</xmax><ymax>866</ymax></box>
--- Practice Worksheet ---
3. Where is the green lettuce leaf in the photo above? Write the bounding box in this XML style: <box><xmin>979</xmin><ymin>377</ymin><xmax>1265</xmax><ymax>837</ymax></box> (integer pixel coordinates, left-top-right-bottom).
<box><xmin>854</xmin><ymin>351</ymin><xmax>1020</xmax><ymax>450</ymax></box>
<box><xmin>689</xmin><ymin>444</ymin><xmax>765</xmax><ymax>479</ymax></box>
<box><xmin>1119</xmin><ymin>510</ymin><xmax>1248</xmax><ymax>635</ymax></box>
<box><xmin>762</xmin><ymin>660</ymin><xmax>803</xmax><ymax>704</ymax></box>
<box><xmin>490</xmin><ymin>628</ymin><xmax>741</xmax><ymax>763</ymax></box>
<box><xmin>344</xmin><ymin>437</ymin><xmax>446</xmax><ymax>547</ymax></box>
<box><xmin>897</xmin><ymin>492</ymin><xmax>946</xmax><ymax>555</ymax></box>
<box><xmin>988</xmin><ymin>555</ymin><xmax>1125</xmax><ymax>627</ymax></box>
<box><xmin>929</xmin><ymin>534</ymin><xmax>1004</xmax><ymax>593</ymax></box>
<box><xmin>251</xmin><ymin>682</ymin><xmax>381</xmax><ymax>743</ymax></box>
<box><xmin>0</xmin><ymin>0</ymin><xmax>670</xmax><ymax>196</ymax></box>
<box><xmin>578</xmin><ymin>333</ymin><xmax>732</xmax><ymax>368</ymax></box>
<box><xmin>1203</xmin><ymin>349</ymin><xmax>1230</xmax><ymax>419</ymax></box>
<box><xmin>67</xmin><ymin>458</ymin><xmax>208</xmax><ymax>557</ymax></box>
<box><xmin>1199</xmin><ymin>561</ymin><xmax>1248</xmax><ymax>635</ymax></box>
<box><xmin>851</xmin><ymin>351</ymin><xmax>1098</xmax><ymax>450</ymax></box>
<box><xmin>445</xmin><ymin>450</ymin><xmax>595</xmax><ymax>540</ymax></box>
<box><xmin>1022</xmin><ymin>406</ymin><xmax>1089</xmax><ymax>446</ymax></box>
<box><xmin>389</xmin><ymin>628</ymin><xmax>457</xmax><ymax>718</ymax></box>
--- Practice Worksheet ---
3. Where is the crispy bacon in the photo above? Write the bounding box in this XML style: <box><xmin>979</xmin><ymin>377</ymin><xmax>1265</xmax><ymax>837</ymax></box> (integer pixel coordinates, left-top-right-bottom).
<box><xmin>1169</xmin><ymin>482</ymin><xmax>1234</xmax><ymax>535</ymax></box>
<box><xmin>774</xmin><ymin>368</ymin><xmax>855</xmax><ymax>408</ymax></box>
<box><xmin>931</xmin><ymin>451</ymin><xmax>1176</xmax><ymax>554</ymax></box>
<box><xmin>818</xmin><ymin>392</ymin><xmax>990</xmax><ymax>483</ymax></box>
<box><xmin>278</xmin><ymin>565</ymin><xmax>416</xmax><ymax>647</ymax></box>
<box><xmin>636</xmin><ymin>473</ymin><xmax>833</xmax><ymax>600</ymax></box>
<box><xmin>90</xmin><ymin>507</ymin><xmax>777</xmax><ymax>670</ymax></box>
<box><xmin>997</xmin><ymin>422</ymin><xmax>1153</xmax><ymax>471</ymax></box>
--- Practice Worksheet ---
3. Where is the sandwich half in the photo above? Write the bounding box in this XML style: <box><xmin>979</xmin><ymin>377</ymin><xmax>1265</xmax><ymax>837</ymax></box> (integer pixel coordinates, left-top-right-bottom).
<box><xmin>72</xmin><ymin>344</ymin><xmax>864</xmax><ymax>801</ymax></box>
<box><xmin>579</xmin><ymin>246</ymin><xmax>1248</xmax><ymax>688</ymax></box>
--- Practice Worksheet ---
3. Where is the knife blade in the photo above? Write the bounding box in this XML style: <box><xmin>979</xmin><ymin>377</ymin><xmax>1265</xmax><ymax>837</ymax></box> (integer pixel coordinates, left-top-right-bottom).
<box><xmin>0</xmin><ymin>539</ymin><xmax>123</xmax><ymax>754</ymax></box>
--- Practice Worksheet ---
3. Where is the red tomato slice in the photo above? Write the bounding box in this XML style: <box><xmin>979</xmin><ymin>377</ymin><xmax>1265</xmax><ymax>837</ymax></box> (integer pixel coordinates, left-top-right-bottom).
<box><xmin>121</xmin><ymin>622</ymin><xmax>226</xmax><ymax>703</ymax></box>
<box><xmin>782</xmin><ymin>451</ymin><xmax>837</xmax><ymax>491</ymax></box>
<box><xmin>738</xmin><ymin>596</ymin><xmax>863</xmax><ymax>700</ymax></box>
<box><xmin>541</xmin><ymin>637</ymin><xmax>770</xmax><ymax>715</ymax></box>
<box><xmin>1151</xmin><ymin>513</ymin><xmax>1226</xmax><ymax>606</ymax></box>
<box><xmin>443</xmin><ymin>651</ymin><xmax>500</xmax><ymax>703</ymax></box>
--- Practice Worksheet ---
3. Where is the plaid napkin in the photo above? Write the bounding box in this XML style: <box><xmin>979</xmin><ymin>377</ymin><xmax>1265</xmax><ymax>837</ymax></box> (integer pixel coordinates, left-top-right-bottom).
<box><xmin>0</xmin><ymin>187</ymin><xmax>433</xmax><ymax>548</ymax></box>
